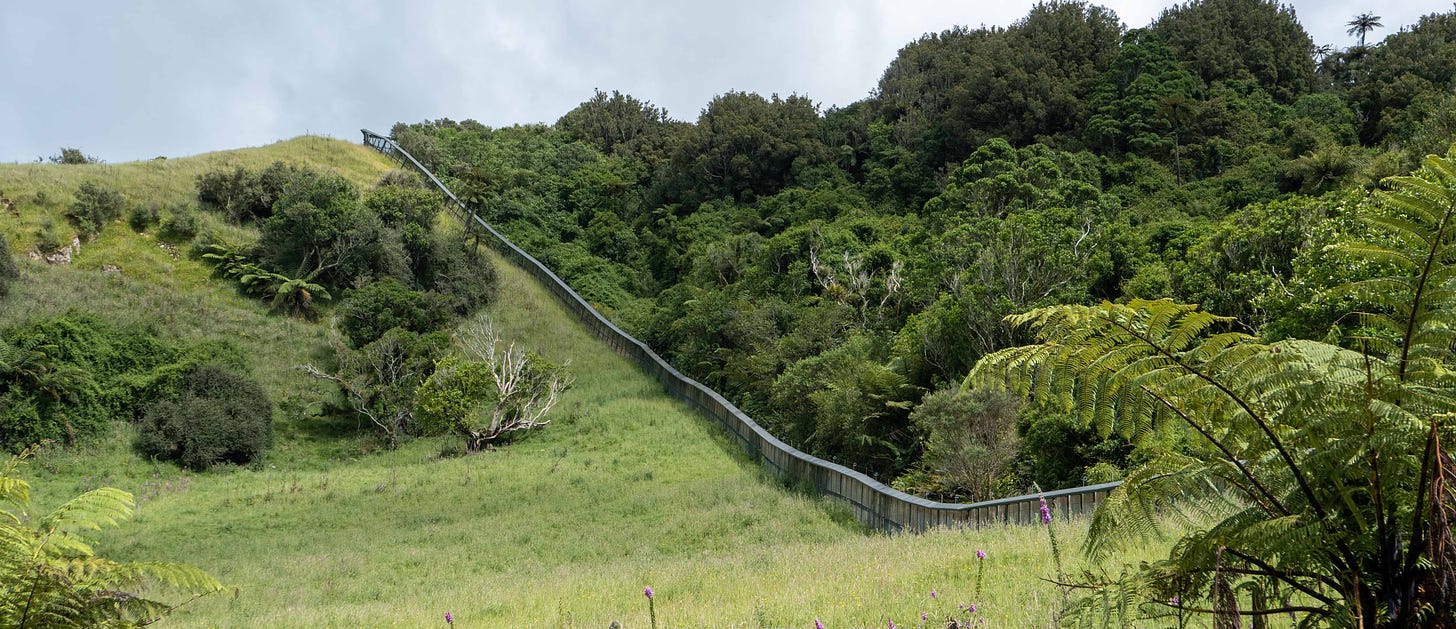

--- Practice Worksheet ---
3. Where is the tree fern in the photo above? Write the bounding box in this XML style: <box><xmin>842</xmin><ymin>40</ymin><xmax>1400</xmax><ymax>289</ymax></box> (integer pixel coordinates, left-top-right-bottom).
<box><xmin>970</xmin><ymin>152</ymin><xmax>1456</xmax><ymax>626</ymax></box>
<box><xmin>0</xmin><ymin>450</ymin><xmax>221</xmax><ymax>627</ymax></box>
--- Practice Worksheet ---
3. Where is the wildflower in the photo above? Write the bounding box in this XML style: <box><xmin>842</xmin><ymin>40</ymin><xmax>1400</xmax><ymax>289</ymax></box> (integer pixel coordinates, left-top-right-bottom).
<box><xmin>975</xmin><ymin>549</ymin><xmax>986</xmax><ymax>559</ymax></box>
<box><xmin>1170</xmin><ymin>597</ymin><xmax>1180</xmax><ymax>606</ymax></box>
<box><xmin>931</xmin><ymin>590</ymin><xmax>937</xmax><ymax>599</ymax></box>
<box><xmin>645</xmin><ymin>586</ymin><xmax>654</xmax><ymax>599</ymax></box>
<box><xmin>1039</xmin><ymin>496</ymin><xmax>1052</xmax><ymax>524</ymax></box>
<box><xmin>815</xmin><ymin>619</ymin><xmax>825</xmax><ymax>629</ymax></box>
<box><xmin>922</xmin><ymin>612</ymin><xmax>928</xmax><ymax>621</ymax></box>
<box><xmin>968</xmin><ymin>604</ymin><xmax>977</xmax><ymax>613</ymax></box>
<box><xmin>888</xmin><ymin>622</ymin><xmax>897</xmax><ymax>629</ymax></box>
<box><xmin>445</xmin><ymin>611</ymin><xmax>453</xmax><ymax>625</ymax></box>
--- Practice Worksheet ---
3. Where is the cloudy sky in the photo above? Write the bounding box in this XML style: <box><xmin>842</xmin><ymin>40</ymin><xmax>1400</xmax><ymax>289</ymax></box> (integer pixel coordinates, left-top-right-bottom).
<box><xmin>2</xmin><ymin>1</ymin><xmax>1449</xmax><ymax>163</ymax></box>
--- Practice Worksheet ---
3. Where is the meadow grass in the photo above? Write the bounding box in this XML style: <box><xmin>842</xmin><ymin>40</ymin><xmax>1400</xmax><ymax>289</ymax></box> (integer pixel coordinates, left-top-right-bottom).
<box><xmin>1</xmin><ymin>137</ymin><xmax>395</xmax><ymax>463</ymax></box>
<box><xmin>20</xmin><ymin>250</ymin><xmax>1179</xmax><ymax>628</ymax></box>
<box><xmin>8</xmin><ymin>139</ymin><xmax>1179</xmax><ymax>627</ymax></box>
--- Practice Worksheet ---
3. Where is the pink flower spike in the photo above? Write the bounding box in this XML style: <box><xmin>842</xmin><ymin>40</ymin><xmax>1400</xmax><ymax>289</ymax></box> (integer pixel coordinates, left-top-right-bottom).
<box><xmin>976</xmin><ymin>549</ymin><xmax>986</xmax><ymax>559</ymax></box>
<box><xmin>644</xmin><ymin>586</ymin><xmax>654</xmax><ymax>599</ymax></box>
<box><xmin>445</xmin><ymin>611</ymin><xmax>453</xmax><ymax>625</ymax></box>
<box><xmin>815</xmin><ymin>619</ymin><xmax>825</xmax><ymax>629</ymax></box>
<box><xmin>968</xmin><ymin>604</ymin><xmax>977</xmax><ymax>613</ymax></box>
<box><xmin>922</xmin><ymin>612</ymin><xmax>928</xmax><ymax>620</ymax></box>
<box><xmin>931</xmin><ymin>590</ymin><xmax>937</xmax><ymax>599</ymax></box>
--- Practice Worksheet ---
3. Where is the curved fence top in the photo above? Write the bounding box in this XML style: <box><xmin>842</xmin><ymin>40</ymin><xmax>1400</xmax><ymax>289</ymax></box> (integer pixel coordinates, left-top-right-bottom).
<box><xmin>361</xmin><ymin>128</ymin><xmax>1122</xmax><ymax>530</ymax></box>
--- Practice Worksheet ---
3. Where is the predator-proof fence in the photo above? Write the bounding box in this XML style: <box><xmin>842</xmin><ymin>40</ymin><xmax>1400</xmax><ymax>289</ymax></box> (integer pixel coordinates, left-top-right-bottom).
<box><xmin>362</xmin><ymin>128</ymin><xmax>1122</xmax><ymax>532</ymax></box>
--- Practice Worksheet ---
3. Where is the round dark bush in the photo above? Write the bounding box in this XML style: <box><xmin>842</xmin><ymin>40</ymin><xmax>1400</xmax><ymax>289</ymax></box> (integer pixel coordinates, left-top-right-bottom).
<box><xmin>137</xmin><ymin>364</ymin><xmax>273</xmax><ymax>470</ymax></box>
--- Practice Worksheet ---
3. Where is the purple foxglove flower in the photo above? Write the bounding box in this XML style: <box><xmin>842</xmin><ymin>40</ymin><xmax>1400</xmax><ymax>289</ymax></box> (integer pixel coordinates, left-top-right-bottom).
<box><xmin>931</xmin><ymin>590</ymin><xmax>937</xmax><ymax>599</ymax></box>
<box><xmin>922</xmin><ymin>612</ymin><xmax>928</xmax><ymax>621</ymax></box>
<box><xmin>815</xmin><ymin>620</ymin><xmax>825</xmax><ymax>629</ymax></box>
<box><xmin>645</xmin><ymin>586</ymin><xmax>654</xmax><ymax>599</ymax></box>
<box><xmin>445</xmin><ymin>611</ymin><xmax>453</xmax><ymax>624</ymax></box>
<box><xmin>968</xmin><ymin>604</ymin><xmax>977</xmax><ymax>613</ymax></box>
<box><xmin>1039</xmin><ymin>496</ymin><xmax>1052</xmax><ymax>523</ymax></box>
<box><xmin>976</xmin><ymin>549</ymin><xmax>986</xmax><ymax>559</ymax></box>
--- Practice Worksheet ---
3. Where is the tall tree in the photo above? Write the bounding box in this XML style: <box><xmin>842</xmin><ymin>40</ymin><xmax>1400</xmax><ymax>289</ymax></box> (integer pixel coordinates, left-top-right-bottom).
<box><xmin>1347</xmin><ymin>12</ymin><xmax>1383</xmax><ymax>48</ymax></box>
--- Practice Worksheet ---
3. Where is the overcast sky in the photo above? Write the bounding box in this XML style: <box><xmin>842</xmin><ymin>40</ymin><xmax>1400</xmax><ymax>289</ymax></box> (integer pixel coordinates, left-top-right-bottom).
<box><xmin>2</xmin><ymin>1</ymin><xmax>1450</xmax><ymax>163</ymax></box>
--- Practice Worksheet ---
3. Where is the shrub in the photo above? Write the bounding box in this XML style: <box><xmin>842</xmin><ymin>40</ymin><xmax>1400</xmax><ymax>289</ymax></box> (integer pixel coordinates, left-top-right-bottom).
<box><xmin>49</xmin><ymin>147</ymin><xmax>98</xmax><ymax>164</ymax></box>
<box><xmin>338</xmin><ymin>278</ymin><xmax>452</xmax><ymax>348</ymax></box>
<box><xmin>128</xmin><ymin>203</ymin><xmax>159</xmax><ymax>231</ymax></box>
<box><xmin>0</xmin><ymin>236</ymin><xmax>18</xmax><ymax>298</ymax></box>
<box><xmin>136</xmin><ymin>364</ymin><xmax>272</xmax><ymax>470</ymax></box>
<box><xmin>67</xmin><ymin>181</ymin><xmax>125</xmax><ymax>240</ymax></box>
<box><xmin>909</xmin><ymin>387</ymin><xmax>1021</xmax><ymax>501</ymax></box>
<box><xmin>34</xmin><ymin>221</ymin><xmax>64</xmax><ymax>254</ymax></box>
<box><xmin>159</xmin><ymin>203</ymin><xmax>201</xmax><ymax>241</ymax></box>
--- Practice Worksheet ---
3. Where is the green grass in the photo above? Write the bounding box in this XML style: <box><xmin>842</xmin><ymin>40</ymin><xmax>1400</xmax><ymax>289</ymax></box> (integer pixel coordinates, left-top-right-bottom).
<box><xmin>0</xmin><ymin>136</ymin><xmax>395</xmax><ymax>463</ymax></box>
<box><xmin>7</xmin><ymin>138</ymin><xmax>1176</xmax><ymax>627</ymax></box>
<box><xmin>20</xmin><ymin>250</ymin><xmax>1176</xmax><ymax>627</ymax></box>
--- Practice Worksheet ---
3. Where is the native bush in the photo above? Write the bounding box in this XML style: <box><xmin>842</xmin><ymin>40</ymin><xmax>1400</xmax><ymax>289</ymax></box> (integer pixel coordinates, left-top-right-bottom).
<box><xmin>136</xmin><ymin>364</ymin><xmax>273</xmax><ymax>470</ymax></box>
<box><xmin>971</xmin><ymin>152</ymin><xmax>1456</xmax><ymax>626</ymax></box>
<box><xmin>128</xmin><ymin>203</ymin><xmax>160</xmax><ymax>231</ymax></box>
<box><xmin>337</xmin><ymin>277</ymin><xmax>453</xmax><ymax>348</ymax></box>
<box><xmin>0</xmin><ymin>236</ymin><xmax>18</xmax><ymax>298</ymax></box>
<box><xmin>158</xmin><ymin>203</ymin><xmax>202</xmax><ymax>241</ymax></box>
<box><xmin>908</xmin><ymin>386</ymin><xmax>1020</xmax><ymax>501</ymax></box>
<box><xmin>67</xmin><ymin>180</ymin><xmax>125</xmax><ymax>240</ymax></box>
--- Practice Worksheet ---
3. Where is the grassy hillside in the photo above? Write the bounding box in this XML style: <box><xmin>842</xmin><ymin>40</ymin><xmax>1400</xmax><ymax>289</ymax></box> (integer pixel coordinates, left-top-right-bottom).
<box><xmin>4</xmin><ymin>139</ymin><xmax>1171</xmax><ymax>627</ymax></box>
<box><xmin>0</xmin><ymin>136</ymin><xmax>396</xmax><ymax>462</ymax></box>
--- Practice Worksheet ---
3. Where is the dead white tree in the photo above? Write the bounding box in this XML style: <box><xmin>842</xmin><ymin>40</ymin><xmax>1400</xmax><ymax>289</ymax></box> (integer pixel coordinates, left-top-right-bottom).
<box><xmin>451</xmin><ymin>314</ymin><xmax>573</xmax><ymax>450</ymax></box>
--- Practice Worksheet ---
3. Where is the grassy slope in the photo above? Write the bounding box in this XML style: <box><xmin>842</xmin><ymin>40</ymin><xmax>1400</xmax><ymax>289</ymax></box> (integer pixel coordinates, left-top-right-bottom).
<box><xmin>6</xmin><ymin>139</ymin><xmax>1169</xmax><ymax>627</ymax></box>
<box><xmin>0</xmin><ymin>136</ymin><xmax>397</xmax><ymax>462</ymax></box>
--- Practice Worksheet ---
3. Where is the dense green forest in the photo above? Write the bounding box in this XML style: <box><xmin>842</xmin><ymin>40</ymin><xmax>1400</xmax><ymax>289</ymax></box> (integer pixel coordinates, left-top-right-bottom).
<box><xmin>383</xmin><ymin>1</ymin><xmax>1456</xmax><ymax>500</ymax></box>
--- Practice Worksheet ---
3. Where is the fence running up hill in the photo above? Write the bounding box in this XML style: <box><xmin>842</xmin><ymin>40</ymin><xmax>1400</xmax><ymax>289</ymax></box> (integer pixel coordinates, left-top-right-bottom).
<box><xmin>362</xmin><ymin>129</ymin><xmax>1122</xmax><ymax>532</ymax></box>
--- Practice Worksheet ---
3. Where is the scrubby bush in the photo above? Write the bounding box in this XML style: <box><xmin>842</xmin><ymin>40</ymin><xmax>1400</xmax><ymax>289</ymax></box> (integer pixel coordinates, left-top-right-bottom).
<box><xmin>0</xmin><ymin>316</ymin><xmax>246</xmax><ymax>452</ymax></box>
<box><xmin>0</xmin><ymin>236</ymin><xmax>18</xmax><ymax>298</ymax></box>
<box><xmin>128</xmin><ymin>203</ymin><xmax>159</xmax><ymax>231</ymax></box>
<box><xmin>908</xmin><ymin>387</ymin><xmax>1021</xmax><ymax>501</ymax></box>
<box><xmin>34</xmin><ymin>220</ymin><xmax>64</xmax><ymax>253</ymax></box>
<box><xmin>338</xmin><ymin>278</ymin><xmax>452</xmax><ymax>348</ymax></box>
<box><xmin>136</xmin><ymin>364</ymin><xmax>273</xmax><ymax>470</ymax></box>
<box><xmin>49</xmin><ymin>147</ymin><xmax>98</xmax><ymax>164</ymax></box>
<box><xmin>196</xmin><ymin>161</ymin><xmax>302</xmax><ymax>224</ymax></box>
<box><xmin>159</xmin><ymin>203</ymin><xmax>201</xmax><ymax>241</ymax></box>
<box><xmin>66</xmin><ymin>181</ymin><xmax>125</xmax><ymax>240</ymax></box>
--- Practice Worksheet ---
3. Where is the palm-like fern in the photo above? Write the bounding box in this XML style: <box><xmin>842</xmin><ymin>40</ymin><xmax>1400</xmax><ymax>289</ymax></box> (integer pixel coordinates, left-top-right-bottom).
<box><xmin>0</xmin><ymin>451</ymin><xmax>222</xmax><ymax>627</ymax></box>
<box><xmin>970</xmin><ymin>153</ymin><xmax>1456</xmax><ymax>626</ymax></box>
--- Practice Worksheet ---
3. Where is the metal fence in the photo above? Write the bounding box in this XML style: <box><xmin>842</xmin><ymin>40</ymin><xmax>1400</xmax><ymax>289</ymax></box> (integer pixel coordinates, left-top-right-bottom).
<box><xmin>361</xmin><ymin>128</ymin><xmax>1123</xmax><ymax>532</ymax></box>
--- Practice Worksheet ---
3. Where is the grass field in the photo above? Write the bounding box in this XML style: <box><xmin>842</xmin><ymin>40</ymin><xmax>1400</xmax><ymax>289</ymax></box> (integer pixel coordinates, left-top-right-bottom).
<box><xmin>6</xmin><ymin>141</ymin><xmax>1176</xmax><ymax>627</ymax></box>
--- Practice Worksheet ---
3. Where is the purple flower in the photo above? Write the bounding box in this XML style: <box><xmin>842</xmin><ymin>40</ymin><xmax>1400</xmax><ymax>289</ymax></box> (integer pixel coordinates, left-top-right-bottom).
<box><xmin>1170</xmin><ymin>597</ymin><xmax>1180</xmax><ymax>606</ymax></box>
<box><xmin>931</xmin><ymin>590</ymin><xmax>937</xmax><ymax>599</ymax></box>
<box><xmin>922</xmin><ymin>612</ymin><xmax>928</xmax><ymax>621</ymax></box>
<box><xmin>444</xmin><ymin>611</ymin><xmax>453</xmax><ymax>625</ymax></box>
<box><xmin>975</xmin><ymin>549</ymin><xmax>986</xmax><ymax>559</ymax></box>
<box><xmin>1039</xmin><ymin>496</ymin><xmax>1052</xmax><ymax>524</ymax></box>
<box><xmin>888</xmin><ymin>622</ymin><xmax>897</xmax><ymax>629</ymax></box>
<box><xmin>968</xmin><ymin>604</ymin><xmax>977</xmax><ymax>613</ymax></box>
<box><xmin>644</xmin><ymin>586</ymin><xmax>654</xmax><ymax>599</ymax></box>
<box><xmin>815</xmin><ymin>620</ymin><xmax>825</xmax><ymax>629</ymax></box>
<box><xmin>958</xmin><ymin>603</ymin><xmax>965</xmax><ymax>610</ymax></box>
